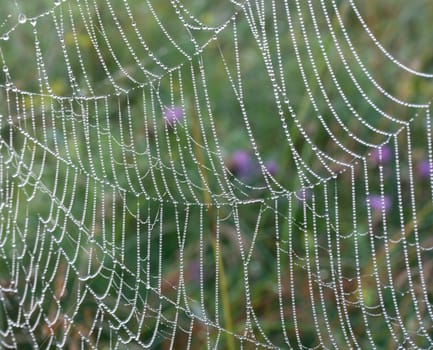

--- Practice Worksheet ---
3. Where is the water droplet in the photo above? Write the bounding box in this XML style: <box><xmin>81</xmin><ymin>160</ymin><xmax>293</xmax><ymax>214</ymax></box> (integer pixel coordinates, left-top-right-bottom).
<box><xmin>54</xmin><ymin>0</ymin><xmax>61</xmax><ymax>5</ymax></box>
<box><xmin>1</xmin><ymin>33</ymin><xmax>9</xmax><ymax>41</ymax></box>
<box><xmin>30</xmin><ymin>19</ymin><xmax>37</xmax><ymax>27</ymax></box>
<box><xmin>18</xmin><ymin>13</ymin><xmax>27</xmax><ymax>24</ymax></box>
<box><xmin>2</xmin><ymin>65</ymin><xmax>8</xmax><ymax>73</ymax></box>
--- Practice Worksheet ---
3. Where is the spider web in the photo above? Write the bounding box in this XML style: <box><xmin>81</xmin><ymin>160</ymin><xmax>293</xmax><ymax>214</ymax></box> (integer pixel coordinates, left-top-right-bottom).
<box><xmin>1</xmin><ymin>0</ymin><xmax>433</xmax><ymax>348</ymax></box>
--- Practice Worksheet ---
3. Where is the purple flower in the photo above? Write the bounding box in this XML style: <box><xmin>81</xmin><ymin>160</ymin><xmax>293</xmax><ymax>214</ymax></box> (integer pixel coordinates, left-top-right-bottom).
<box><xmin>417</xmin><ymin>159</ymin><xmax>431</xmax><ymax>179</ymax></box>
<box><xmin>265</xmin><ymin>160</ymin><xmax>279</xmax><ymax>176</ymax></box>
<box><xmin>164</xmin><ymin>106</ymin><xmax>183</xmax><ymax>126</ymax></box>
<box><xmin>368</xmin><ymin>194</ymin><xmax>392</xmax><ymax>212</ymax></box>
<box><xmin>230</xmin><ymin>150</ymin><xmax>254</xmax><ymax>178</ymax></box>
<box><xmin>371</xmin><ymin>145</ymin><xmax>392</xmax><ymax>164</ymax></box>
<box><xmin>188</xmin><ymin>260</ymin><xmax>200</xmax><ymax>283</ymax></box>
<box><xmin>295</xmin><ymin>188</ymin><xmax>311</xmax><ymax>202</ymax></box>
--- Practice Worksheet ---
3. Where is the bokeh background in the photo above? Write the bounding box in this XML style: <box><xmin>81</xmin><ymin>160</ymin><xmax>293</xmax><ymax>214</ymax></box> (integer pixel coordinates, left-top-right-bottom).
<box><xmin>1</xmin><ymin>0</ymin><xmax>433</xmax><ymax>348</ymax></box>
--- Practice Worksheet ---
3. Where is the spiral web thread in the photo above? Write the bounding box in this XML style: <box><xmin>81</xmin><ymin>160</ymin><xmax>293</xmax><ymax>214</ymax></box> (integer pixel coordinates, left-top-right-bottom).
<box><xmin>0</xmin><ymin>0</ymin><xmax>433</xmax><ymax>348</ymax></box>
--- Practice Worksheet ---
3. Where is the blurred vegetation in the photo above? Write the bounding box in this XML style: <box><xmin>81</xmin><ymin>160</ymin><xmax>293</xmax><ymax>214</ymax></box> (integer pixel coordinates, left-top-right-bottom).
<box><xmin>1</xmin><ymin>0</ymin><xmax>433</xmax><ymax>348</ymax></box>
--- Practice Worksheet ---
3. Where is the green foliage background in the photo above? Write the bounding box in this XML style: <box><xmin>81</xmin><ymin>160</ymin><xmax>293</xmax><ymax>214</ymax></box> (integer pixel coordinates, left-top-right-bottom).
<box><xmin>1</xmin><ymin>0</ymin><xmax>433</xmax><ymax>348</ymax></box>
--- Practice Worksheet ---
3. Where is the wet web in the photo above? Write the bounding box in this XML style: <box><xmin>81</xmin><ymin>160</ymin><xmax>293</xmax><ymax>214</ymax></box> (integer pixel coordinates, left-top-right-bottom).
<box><xmin>1</xmin><ymin>0</ymin><xmax>433</xmax><ymax>348</ymax></box>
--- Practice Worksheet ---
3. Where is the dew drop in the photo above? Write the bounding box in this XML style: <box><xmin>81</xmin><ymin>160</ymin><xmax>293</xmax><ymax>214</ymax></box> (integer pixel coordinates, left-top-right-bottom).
<box><xmin>18</xmin><ymin>13</ymin><xmax>27</xmax><ymax>24</ymax></box>
<box><xmin>1</xmin><ymin>33</ymin><xmax>9</xmax><ymax>41</ymax></box>
<box><xmin>2</xmin><ymin>65</ymin><xmax>8</xmax><ymax>73</ymax></box>
<box><xmin>54</xmin><ymin>0</ymin><xmax>61</xmax><ymax>5</ymax></box>
<box><xmin>30</xmin><ymin>19</ymin><xmax>37</xmax><ymax>27</ymax></box>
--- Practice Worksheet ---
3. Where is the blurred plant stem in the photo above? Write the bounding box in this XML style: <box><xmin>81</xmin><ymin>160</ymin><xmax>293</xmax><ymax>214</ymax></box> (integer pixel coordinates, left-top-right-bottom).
<box><xmin>190</xmin><ymin>101</ymin><xmax>235</xmax><ymax>350</ymax></box>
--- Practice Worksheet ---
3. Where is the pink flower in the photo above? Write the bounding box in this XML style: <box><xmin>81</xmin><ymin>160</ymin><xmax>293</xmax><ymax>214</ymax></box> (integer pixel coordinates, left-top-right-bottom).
<box><xmin>230</xmin><ymin>150</ymin><xmax>254</xmax><ymax>179</ymax></box>
<box><xmin>295</xmin><ymin>188</ymin><xmax>311</xmax><ymax>202</ymax></box>
<box><xmin>188</xmin><ymin>260</ymin><xmax>200</xmax><ymax>283</ymax></box>
<box><xmin>368</xmin><ymin>194</ymin><xmax>392</xmax><ymax>212</ymax></box>
<box><xmin>417</xmin><ymin>159</ymin><xmax>431</xmax><ymax>179</ymax></box>
<box><xmin>265</xmin><ymin>160</ymin><xmax>279</xmax><ymax>176</ymax></box>
<box><xmin>371</xmin><ymin>145</ymin><xmax>392</xmax><ymax>164</ymax></box>
<box><xmin>164</xmin><ymin>106</ymin><xmax>183</xmax><ymax>126</ymax></box>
